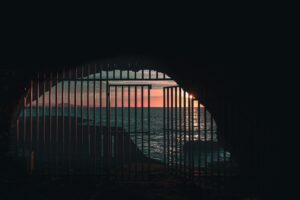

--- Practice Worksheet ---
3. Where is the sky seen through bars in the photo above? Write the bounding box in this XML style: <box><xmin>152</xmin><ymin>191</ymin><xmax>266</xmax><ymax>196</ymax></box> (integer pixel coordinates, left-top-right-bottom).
<box><xmin>29</xmin><ymin>70</ymin><xmax>204</xmax><ymax>108</ymax></box>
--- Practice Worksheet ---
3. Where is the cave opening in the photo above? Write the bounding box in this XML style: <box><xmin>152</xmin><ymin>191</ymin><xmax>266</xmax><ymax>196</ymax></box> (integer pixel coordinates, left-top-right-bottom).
<box><xmin>10</xmin><ymin>65</ymin><xmax>236</xmax><ymax>183</ymax></box>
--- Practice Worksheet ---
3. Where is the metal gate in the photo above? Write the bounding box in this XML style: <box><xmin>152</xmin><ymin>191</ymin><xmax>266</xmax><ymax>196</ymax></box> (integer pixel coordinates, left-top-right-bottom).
<box><xmin>11</xmin><ymin>65</ymin><xmax>173</xmax><ymax>180</ymax></box>
<box><xmin>11</xmin><ymin>65</ymin><xmax>236</xmax><ymax>185</ymax></box>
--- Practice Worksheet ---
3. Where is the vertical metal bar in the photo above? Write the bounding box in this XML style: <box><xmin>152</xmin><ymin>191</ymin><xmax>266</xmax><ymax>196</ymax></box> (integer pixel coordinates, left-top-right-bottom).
<box><xmin>134</xmin><ymin>85</ymin><xmax>137</xmax><ymax>177</ymax></box>
<box><xmin>170</xmin><ymin>87</ymin><xmax>173</xmax><ymax>172</ymax></box>
<box><xmin>49</xmin><ymin>73</ymin><xmax>52</xmax><ymax>147</ymax></box>
<box><xmin>232</xmin><ymin>104</ymin><xmax>235</xmax><ymax>177</ymax></box>
<box><xmin>149</xmin><ymin>69</ymin><xmax>151</xmax><ymax>79</ymax></box>
<box><xmin>175</xmin><ymin>87</ymin><xmax>178</xmax><ymax>174</ymax></box>
<box><xmin>220</xmin><ymin>101</ymin><xmax>225</xmax><ymax>177</ymax></box>
<box><xmin>156</xmin><ymin>70</ymin><xmax>158</xmax><ymax>80</ymax></box>
<box><xmin>16</xmin><ymin>101</ymin><xmax>19</xmax><ymax>156</ymax></box>
<box><xmin>36</xmin><ymin>74</ymin><xmax>39</xmax><ymax>154</ymax></box>
<box><xmin>87</xmin><ymin>64</ymin><xmax>90</xmax><ymax>174</ymax></box>
<box><xmin>87</xmin><ymin>65</ymin><xmax>90</xmax><ymax>161</ymax></box>
<box><xmin>22</xmin><ymin>90</ymin><xmax>25</xmax><ymax>163</ymax></box>
<box><xmin>68</xmin><ymin>68</ymin><xmax>71</xmax><ymax>174</ymax></box>
<box><xmin>74</xmin><ymin>67</ymin><xmax>78</xmax><ymax>168</ymax></box>
<box><xmin>106</xmin><ymin>64</ymin><xmax>111</xmax><ymax>172</ymax></box>
<box><xmin>55</xmin><ymin>72</ymin><xmax>58</xmax><ymax>174</ymax></box>
<box><xmin>99</xmin><ymin>66</ymin><xmax>102</xmax><ymax>173</ymax></box>
<box><xmin>23</xmin><ymin>90</ymin><xmax>27</xmax><ymax>160</ymax></box>
<box><xmin>166</xmin><ymin>88</ymin><xmax>169</xmax><ymax>170</ymax></box>
<box><xmin>183</xmin><ymin>91</ymin><xmax>186</xmax><ymax>178</ymax></box>
<box><xmin>90</xmin><ymin>66</ymin><xmax>96</xmax><ymax>174</ymax></box>
<box><xmin>215</xmin><ymin>103</ymin><xmax>220</xmax><ymax>178</ymax></box>
<box><xmin>179</xmin><ymin>88</ymin><xmax>182</xmax><ymax>174</ymax></box>
<box><xmin>188</xmin><ymin>93</ymin><xmax>191</xmax><ymax>179</ymax></box>
<box><xmin>30</xmin><ymin>80</ymin><xmax>33</xmax><ymax>151</ymax></box>
<box><xmin>16</xmin><ymin>117</ymin><xmax>19</xmax><ymax>157</ymax></box>
<box><xmin>191</xmin><ymin>98</ymin><xmax>195</xmax><ymax>180</ymax></box>
<box><xmin>198</xmin><ymin>102</ymin><xmax>201</xmax><ymax>179</ymax></box>
<box><xmin>128</xmin><ymin>86</ymin><xmax>131</xmax><ymax>179</ymax></box>
<box><xmin>211</xmin><ymin>110</ymin><xmax>214</xmax><ymax>177</ymax></box>
<box><xmin>60</xmin><ymin>71</ymin><xmax>64</xmax><ymax>171</ymax></box>
<box><xmin>121</xmin><ymin>85</ymin><xmax>124</xmax><ymax>179</ymax></box>
<box><xmin>228</xmin><ymin>102</ymin><xmax>232</xmax><ymax>177</ymax></box>
<box><xmin>81</xmin><ymin>66</ymin><xmax>84</xmax><ymax>174</ymax></box>
<box><xmin>53</xmin><ymin>73</ymin><xmax>57</xmax><ymax>174</ymax></box>
<box><xmin>204</xmin><ymin>106</ymin><xmax>207</xmax><ymax>177</ymax></box>
<box><xmin>62</xmin><ymin>70</ymin><xmax>65</xmax><ymax>155</ymax></box>
<box><xmin>115</xmin><ymin>85</ymin><xmax>117</xmax><ymax>169</ymax></box>
<box><xmin>29</xmin><ymin>80</ymin><xmax>33</xmax><ymax>174</ymax></box>
<box><xmin>147</xmin><ymin>85</ymin><xmax>151</xmax><ymax>179</ymax></box>
<box><xmin>216</xmin><ymin>103</ymin><xmax>220</xmax><ymax>178</ymax></box>
<box><xmin>217</xmin><ymin>100</ymin><xmax>225</xmax><ymax>176</ymax></box>
<box><xmin>226</xmin><ymin>109</ymin><xmax>230</xmax><ymax>179</ymax></box>
<box><xmin>94</xmin><ymin>64</ymin><xmax>97</xmax><ymax>173</ymax></box>
<box><xmin>81</xmin><ymin>66</ymin><xmax>84</xmax><ymax>147</ymax></box>
<box><xmin>43</xmin><ymin>73</ymin><xmax>46</xmax><ymax>146</ymax></box>
<box><xmin>141</xmin><ymin>85</ymin><xmax>144</xmax><ymax>178</ymax></box>
<box><xmin>163</xmin><ymin>88</ymin><xmax>166</xmax><ymax>169</ymax></box>
<box><xmin>61</xmin><ymin>69</ymin><xmax>65</xmax><ymax>171</ymax></box>
<box><xmin>142</xmin><ymin>69</ymin><xmax>144</xmax><ymax>79</ymax></box>
<box><xmin>43</xmin><ymin>73</ymin><xmax>46</xmax><ymax>172</ymax></box>
<box><xmin>16</xmin><ymin>98</ymin><xmax>20</xmax><ymax>158</ymax></box>
<box><xmin>35</xmin><ymin>76</ymin><xmax>38</xmax><ymax>172</ymax></box>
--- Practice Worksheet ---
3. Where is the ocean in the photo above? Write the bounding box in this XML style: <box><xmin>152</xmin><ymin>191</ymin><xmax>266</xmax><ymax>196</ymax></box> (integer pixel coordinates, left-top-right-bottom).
<box><xmin>18</xmin><ymin>107</ymin><xmax>230</xmax><ymax>167</ymax></box>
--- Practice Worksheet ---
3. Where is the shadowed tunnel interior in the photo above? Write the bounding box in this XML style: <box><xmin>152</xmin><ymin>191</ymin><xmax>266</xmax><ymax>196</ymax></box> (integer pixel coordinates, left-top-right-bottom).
<box><xmin>0</xmin><ymin>44</ymin><xmax>283</xmax><ymax>199</ymax></box>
